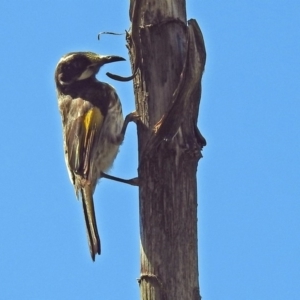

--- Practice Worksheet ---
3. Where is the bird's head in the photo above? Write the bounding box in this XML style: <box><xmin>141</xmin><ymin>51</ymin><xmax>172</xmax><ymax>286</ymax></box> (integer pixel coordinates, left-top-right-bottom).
<box><xmin>55</xmin><ymin>52</ymin><xmax>125</xmax><ymax>86</ymax></box>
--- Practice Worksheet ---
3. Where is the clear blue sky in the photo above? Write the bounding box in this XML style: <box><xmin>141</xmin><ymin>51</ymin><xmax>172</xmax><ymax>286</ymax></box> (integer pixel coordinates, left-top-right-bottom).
<box><xmin>0</xmin><ymin>0</ymin><xmax>299</xmax><ymax>299</ymax></box>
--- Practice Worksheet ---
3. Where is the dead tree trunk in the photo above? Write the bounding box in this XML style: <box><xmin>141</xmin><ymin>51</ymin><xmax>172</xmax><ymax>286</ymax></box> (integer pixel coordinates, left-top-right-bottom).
<box><xmin>127</xmin><ymin>1</ymin><xmax>206</xmax><ymax>299</ymax></box>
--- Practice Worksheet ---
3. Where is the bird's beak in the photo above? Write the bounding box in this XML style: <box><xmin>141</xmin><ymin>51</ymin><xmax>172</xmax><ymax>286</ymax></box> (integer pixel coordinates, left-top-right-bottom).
<box><xmin>98</xmin><ymin>55</ymin><xmax>126</xmax><ymax>66</ymax></box>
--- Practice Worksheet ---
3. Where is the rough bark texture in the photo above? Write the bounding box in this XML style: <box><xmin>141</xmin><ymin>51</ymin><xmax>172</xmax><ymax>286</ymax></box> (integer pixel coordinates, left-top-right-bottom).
<box><xmin>127</xmin><ymin>1</ymin><xmax>206</xmax><ymax>299</ymax></box>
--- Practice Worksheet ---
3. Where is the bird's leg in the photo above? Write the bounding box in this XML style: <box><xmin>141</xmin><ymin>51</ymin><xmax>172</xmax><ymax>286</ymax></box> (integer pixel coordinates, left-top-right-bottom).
<box><xmin>119</xmin><ymin>111</ymin><xmax>140</xmax><ymax>142</ymax></box>
<box><xmin>108</xmin><ymin>112</ymin><xmax>140</xmax><ymax>186</ymax></box>
<box><xmin>101</xmin><ymin>172</ymin><xmax>139</xmax><ymax>186</ymax></box>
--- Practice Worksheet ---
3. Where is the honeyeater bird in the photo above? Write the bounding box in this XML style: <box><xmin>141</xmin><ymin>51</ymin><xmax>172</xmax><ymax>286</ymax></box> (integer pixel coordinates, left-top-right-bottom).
<box><xmin>55</xmin><ymin>51</ymin><xmax>136</xmax><ymax>261</ymax></box>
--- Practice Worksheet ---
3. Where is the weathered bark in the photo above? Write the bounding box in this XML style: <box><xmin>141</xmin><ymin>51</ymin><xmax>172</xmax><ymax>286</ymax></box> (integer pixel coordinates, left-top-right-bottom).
<box><xmin>127</xmin><ymin>1</ymin><xmax>206</xmax><ymax>299</ymax></box>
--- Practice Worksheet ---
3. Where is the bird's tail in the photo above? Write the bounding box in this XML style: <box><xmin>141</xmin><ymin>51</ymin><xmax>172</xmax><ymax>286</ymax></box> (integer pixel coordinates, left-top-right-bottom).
<box><xmin>80</xmin><ymin>186</ymin><xmax>101</xmax><ymax>260</ymax></box>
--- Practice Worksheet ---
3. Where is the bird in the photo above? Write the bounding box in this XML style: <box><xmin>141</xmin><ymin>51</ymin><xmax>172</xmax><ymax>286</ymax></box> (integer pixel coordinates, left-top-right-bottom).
<box><xmin>54</xmin><ymin>51</ymin><xmax>136</xmax><ymax>261</ymax></box>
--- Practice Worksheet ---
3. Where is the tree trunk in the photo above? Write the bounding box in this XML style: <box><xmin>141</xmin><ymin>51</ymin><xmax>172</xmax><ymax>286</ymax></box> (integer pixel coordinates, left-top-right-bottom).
<box><xmin>127</xmin><ymin>1</ymin><xmax>206</xmax><ymax>299</ymax></box>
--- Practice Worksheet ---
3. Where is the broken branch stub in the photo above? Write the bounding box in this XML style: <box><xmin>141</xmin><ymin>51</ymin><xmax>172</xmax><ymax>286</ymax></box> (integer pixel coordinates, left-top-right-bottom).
<box><xmin>141</xmin><ymin>19</ymin><xmax>206</xmax><ymax>159</ymax></box>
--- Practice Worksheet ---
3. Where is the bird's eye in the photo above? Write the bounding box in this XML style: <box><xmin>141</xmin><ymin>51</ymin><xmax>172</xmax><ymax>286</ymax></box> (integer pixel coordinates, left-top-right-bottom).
<box><xmin>62</xmin><ymin>64</ymin><xmax>72</xmax><ymax>72</ymax></box>
<box><xmin>74</xmin><ymin>61</ymin><xmax>85</xmax><ymax>71</ymax></box>
<box><xmin>73</xmin><ymin>62</ymin><xmax>80</xmax><ymax>68</ymax></box>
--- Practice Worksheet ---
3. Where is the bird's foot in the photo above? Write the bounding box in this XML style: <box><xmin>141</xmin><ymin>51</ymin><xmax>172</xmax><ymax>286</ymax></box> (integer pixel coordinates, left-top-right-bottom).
<box><xmin>101</xmin><ymin>172</ymin><xmax>139</xmax><ymax>186</ymax></box>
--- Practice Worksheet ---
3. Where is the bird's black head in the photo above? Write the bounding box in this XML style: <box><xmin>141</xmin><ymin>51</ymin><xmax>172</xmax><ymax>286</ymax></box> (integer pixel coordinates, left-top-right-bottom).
<box><xmin>55</xmin><ymin>52</ymin><xmax>125</xmax><ymax>87</ymax></box>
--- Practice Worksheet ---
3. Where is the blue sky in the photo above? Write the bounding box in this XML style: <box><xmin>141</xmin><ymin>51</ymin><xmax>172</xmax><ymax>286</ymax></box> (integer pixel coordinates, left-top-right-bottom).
<box><xmin>0</xmin><ymin>0</ymin><xmax>299</xmax><ymax>299</ymax></box>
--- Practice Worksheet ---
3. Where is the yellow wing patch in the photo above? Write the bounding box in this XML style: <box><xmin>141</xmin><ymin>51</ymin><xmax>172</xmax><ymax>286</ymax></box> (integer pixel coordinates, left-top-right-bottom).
<box><xmin>81</xmin><ymin>107</ymin><xmax>104</xmax><ymax>177</ymax></box>
<box><xmin>67</xmin><ymin>107</ymin><xmax>104</xmax><ymax>177</ymax></box>
<box><xmin>83</xmin><ymin>107</ymin><xmax>104</xmax><ymax>132</ymax></box>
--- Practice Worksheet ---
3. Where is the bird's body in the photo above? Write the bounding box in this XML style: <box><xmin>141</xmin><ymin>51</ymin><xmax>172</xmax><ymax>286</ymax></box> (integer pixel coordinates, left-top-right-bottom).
<box><xmin>55</xmin><ymin>52</ymin><xmax>126</xmax><ymax>260</ymax></box>
<box><xmin>58</xmin><ymin>81</ymin><xmax>124</xmax><ymax>185</ymax></box>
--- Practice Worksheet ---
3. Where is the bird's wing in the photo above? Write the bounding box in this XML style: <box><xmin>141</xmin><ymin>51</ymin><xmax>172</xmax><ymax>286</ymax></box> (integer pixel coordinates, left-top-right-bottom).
<box><xmin>64</xmin><ymin>98</ymin><xmax>104</xmax><ymax>180</ymax></box>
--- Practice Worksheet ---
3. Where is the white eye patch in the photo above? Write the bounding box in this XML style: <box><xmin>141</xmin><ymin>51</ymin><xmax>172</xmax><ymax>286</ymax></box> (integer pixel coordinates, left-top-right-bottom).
<box><xmin>77</xmin><ymin>64</ymin><xmax>98</xmax><ymax>81</ymax></box>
